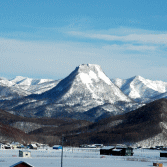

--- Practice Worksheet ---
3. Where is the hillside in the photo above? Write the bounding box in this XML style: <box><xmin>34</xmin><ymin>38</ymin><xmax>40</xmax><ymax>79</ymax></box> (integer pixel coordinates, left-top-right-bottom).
<box><xmin>62</xmin><ymin>98</ymin><xmax>167</xmax><ymax>147</ymax></box>
<box><xmin>0</xmin><ymin>99</ymin><xmax>167</xmax><ymax>147</ymax></box>
<box><xmin>112</xmin><ymin>76</ymin><xmax>167</xmax><ymax>103</ymax></box>
<box><xmin>0</xmin><ymin>109</ymin><xmax>91</xmax><ymax>145</ymax></box>
<box><xmin>0</xmin><ymin>121</ymin><xmax>33</xmax><ymax>144</ymax></box>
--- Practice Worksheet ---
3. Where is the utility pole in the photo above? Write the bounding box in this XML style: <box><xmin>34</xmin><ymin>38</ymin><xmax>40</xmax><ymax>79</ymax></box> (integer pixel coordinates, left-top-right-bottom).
<box><xmin>61</xmin><ymin>135</ymin><xmax>64</xmax><ymax>167</ymax></box>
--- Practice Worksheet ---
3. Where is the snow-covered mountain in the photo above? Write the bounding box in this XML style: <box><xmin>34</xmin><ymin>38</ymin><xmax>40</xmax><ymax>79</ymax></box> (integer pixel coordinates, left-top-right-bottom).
<box><xmin>40</xmin><ymin>64</ymin><xmax>132</xmax><ymax>106</ymax></box>
<box><xmin>1</xmin><ymin>64</ymin><xmax>167</xmax><ymax>121</ymax></box>
<box><xmin>0</xmin><ymin>77</ymin><xmax>30</xmax><ymax>100</ymax></box>
<box><xmin>0</xmin><ymin>64</ymin><xmax>140</xmax><ymax>121</ymax></box>
<box><xmin>112</xmin><ymin>76</ymin><xmax>167</xmax><ymax>103</ymax></box>
<box><xmin>0</xmin><ymin>76</ymin><xmax>60</xmax><ymax>100</ymax></box>
<box><xmin>10</xmin><ymin>76</ymin><xmax>60</xmax><ymax>94</ymax></box>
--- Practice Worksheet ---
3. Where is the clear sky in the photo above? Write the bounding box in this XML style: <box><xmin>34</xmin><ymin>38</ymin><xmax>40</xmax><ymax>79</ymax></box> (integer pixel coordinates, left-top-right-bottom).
<box><xmin>0</xmin><ymin>0</ymin><xmax>167</xmax><ymax>81</ymax></box>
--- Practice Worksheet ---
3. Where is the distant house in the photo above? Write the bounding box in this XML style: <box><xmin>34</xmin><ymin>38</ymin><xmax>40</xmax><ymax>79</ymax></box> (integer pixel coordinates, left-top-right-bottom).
<box><xmin>11</xmin><ymin>142</ymin><xmax>23</xmax><ymax>149</ymax></box>
<box><xmin>4</xmin><ymin>145</ymin><xmax>11</xmax><ymax>149</ymax></box>
<box><xmin>100</xmin><ymin>146</ymin><xmax>133</xmax><ymax>156</ymax></box>
<box><xmin>28</xmin><ymin>144</ymin><xmax>37</xmax><ymax>149</ymax></box>
<box><xmin>10</xmin><ymin>161</ymin><xmax>34</xmax><ymax>167</ymax></box>
<box><xmin>17</xmin><ymin>145</ymin><xmax>25</xmax><ymax>149</ymax></box>
<box><xmin>19</xmin><ymin>150</ymin><xmax>31</xmax><ymax>158</ymax></box>
<box><xmin>86</xmin><ymin>144</ymin><xmax>96</xmax><ymax>148</ymax></box>
<box><xmin>53</xmin><ymin>145</ymin><xmax>62</xmax><ymax>149</ymax></box>
<box><xmin>160</xmin><ymin>152</ymin><xmax>167</xmax><ymax>157</ymax></box>
<box><xmin>100</xmin><ymin>146</ymin><xmax>115</xmax><ymax>155</ymax></box>
<box><xmin>94</xmin><ymin>144</ymin><xmax>103</xmax><ymax>148</ymax></box>
<box><xmin>79</xmin><ymin>144</ymin><xmax>88</xmax><ymax>148</ymax></box>
<box><xmin>38</xmin><ymin>144</ymin><xmax>48</xmax><ymax>149</ymax></box>
<box><xmin>156</xmin><ymin>146</ymin><xmax>163</xmax><ymax>150</ymax></box>
<box><xmin>11</xmin><ymin>143</ymin><xmax>20</xmax><ymax>149</ymax></box>
<box><xmin>79</xmin><ymin>144</ymin><xmax>103</xmax><ymax>148</ymax></box>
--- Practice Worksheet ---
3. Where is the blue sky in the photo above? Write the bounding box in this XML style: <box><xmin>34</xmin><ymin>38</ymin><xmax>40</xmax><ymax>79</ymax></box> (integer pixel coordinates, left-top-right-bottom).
<box><xmin>0</xmin><ymin>0</ymin><xmax>167</xmax><ymax>81</ymax></box>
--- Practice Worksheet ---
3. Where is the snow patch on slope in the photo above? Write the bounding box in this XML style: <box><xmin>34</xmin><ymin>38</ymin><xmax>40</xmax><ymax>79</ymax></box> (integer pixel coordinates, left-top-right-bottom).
<box><xmin>80</xmin><ymin>73</ymin><xmax>92</xmax><ymax>84</ymax></box>
<box><xmin>95</xmin><ymin>65</ymin><xmax>111</xmax><ymax>85</ymax></box>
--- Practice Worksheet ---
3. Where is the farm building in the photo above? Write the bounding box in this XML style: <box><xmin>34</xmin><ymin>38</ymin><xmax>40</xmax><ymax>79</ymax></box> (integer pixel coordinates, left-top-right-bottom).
<box><xmin>153</xmin><ymin>163</ymin><xmax>164</xmax><ymax>167</ymax></box>
<box><xmin>19</xmin><ymin>150</ymin><xmax>31</xmax><ymax>158</ymax></box>
<box><xmin>100</xmin><ymin>146</ymin><xmax>133</xmax><ymax>156</ymax></box>
<box><xmin>10</xmin><ymin>161</ymin><xmax>34</xmax><ymax>167</ymax></box>
<box><xmin>160</xmin><ymin>152</ymin><xmax>167</xmax><ymax>157</ymax></box>
<box><xmin>4</xmin><ymin>145</ymin><xmax>11</xmax><ymax>149</ymax></box>
<box><xmin>80</xmin><ymin>144</ymin><xmax>103</xmax><ymax>148</ymax></box>
<box><xmin>28</xmin><ymin>144</ymin><xmax>37</xmax><ymax>149</ymax></box>
<box><xmin>100</xmin><ymin>146</ymin><xmax>115</xmax><ymax>155</ymax></box>
<box><xmin>94</xmin><ymin>144</ymin><xmax>103</xmax><ymax>148</ymax></box>
<box><xmin>53</xmin><ymin>145</ymin><xmax>62</xmax><ymax>149</ymax></box>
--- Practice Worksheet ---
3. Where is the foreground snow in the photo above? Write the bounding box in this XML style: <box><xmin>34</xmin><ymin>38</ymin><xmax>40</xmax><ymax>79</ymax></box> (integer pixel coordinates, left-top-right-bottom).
<box><xmin>1</xmin><ymin>147</ymin><xmax>167</xmax><ymax>167</ymax></box>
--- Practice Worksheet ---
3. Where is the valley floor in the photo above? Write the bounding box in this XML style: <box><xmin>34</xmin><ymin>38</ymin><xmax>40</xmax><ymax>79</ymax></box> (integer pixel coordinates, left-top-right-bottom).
<box><xmin>1</xmin><ymin>147</ymin><xmax>167</xmax><ymax>167</ymax></box>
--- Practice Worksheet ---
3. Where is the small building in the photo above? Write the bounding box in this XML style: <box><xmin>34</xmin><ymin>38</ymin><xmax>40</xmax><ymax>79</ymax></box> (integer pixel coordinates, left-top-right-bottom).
<box><xmin>53</xmin><ymin>145</ymin><xmax>62</xmax><ymax>149</ymax></box>
<box><xmin>19</xmin><ymin>150</ymin><xmax>31</xmax><ymax>158</ymax></box>
<box><xmin>17</xmin><ymin>145</ymin><xmax>25</xmax><ymax>149</ymax></box>
<box><xmin>94</xmin><ymin>144</ymin><xmax>103</xmax><ymax>148</ymax></box>
<box><xmin>160</xmin><ymin>152</ymin><xmax>167</xmax><ymax>157</ymax></box>
<box><xmin>112</xmin><ymin>147</ymin><xmax>133</xmax><ymax>156</ymax></box>
<box><xmin>28</xmin><ymin>144</ymin><xmax>37</xmax><ymax>149</ymax></box>
<box><xmin>100</xmin><ymin>146</ymin><xmax>133</xmax><ymax>156</ymax></box>
<box><xmin>153</xmin><ymin>163</ymin><xmax>164</xmax><ymax>167</ymax></box>
<box><xmin>80</xmin><ymin>144</ymin><xmax>103</xmax><ymax>148</ymax></box>
<box><xmin>10</xmin><ymin>161</ymin><xmax>34</xmax><ymax>167</ymax></box>
<box><xmin>11</xmin><ymin>144</ymin><xmax>18</xmax><ymax>149</ymax></box>
<box><xmin>4</xmin><ymin>145</ymin><xmax>11</xmax><ymax>149</ymax></box>
<box><xmin>100</xmin><ymin>146</ymin><xmax>115</xmax><ymax>155</ymax></box>
<box><xmin>79</xmin><ymin>144</ymin><xmax>88</xmax><ymax>148</ymax></box>
<box><xmin>86</xmin><ymin>144</ymin><xmax>96</xmax><ymax>148</ymax></box>
<box><xmin>156</xmin><ymin>146</ymin><xmax>163</xmax><ymax>150</ymax></box>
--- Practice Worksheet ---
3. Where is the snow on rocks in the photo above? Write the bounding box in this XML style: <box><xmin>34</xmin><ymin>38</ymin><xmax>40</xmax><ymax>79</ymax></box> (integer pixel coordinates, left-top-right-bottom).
<box><xmin>112</xmin><ymin>75</ymin><xmax>167</xmax><ymax>103</ymax></box>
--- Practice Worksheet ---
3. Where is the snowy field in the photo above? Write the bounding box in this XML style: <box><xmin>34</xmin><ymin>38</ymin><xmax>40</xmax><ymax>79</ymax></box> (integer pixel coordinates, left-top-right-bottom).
<box><xmin>0</xmin><ymin>147</ymin><xmax>167</xmax><ymax>167</ymax></box>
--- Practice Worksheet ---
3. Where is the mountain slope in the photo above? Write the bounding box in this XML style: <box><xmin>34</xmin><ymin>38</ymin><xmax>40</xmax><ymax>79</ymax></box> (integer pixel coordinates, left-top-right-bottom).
<box><xmin>10</xmin><ymin>76</ymin><xmax>60</xmax><ymax>94</ymax></box>
<box><xmin>0</xmin><ymin>76</ymin><xmax>60</xmax><ymax>100</ymax></box>
<box><xmin>112</xmin><ymin>76</ymin><xmax>167</xmax><ymax>103</ymax></box>
<box><xmin>64</xmin><ymin>98</ymin><xmax>167</xmax><ymax>147</ymax></box>
<box><xmin>39</xmin><ymin>64</ymin><xmax>132</xmax><ymax>107</ymax></box>
<box><xmin>0</xmin><ymin>77</ymin><xmax>30</xmax><ymax>100</ymax></box>
<box><xmin>0</xmin><ymin>121</ymin><xmax>33</xmax><ymax>144</ymax></box>
<box><xmin>0</xmin><ymin>109</ymin><xmax>91</xmax><ymax>145</ymax></box>
<box><xmin>0</xmin><ymin>64</ymin><xmax>138</xmax><ymax>121</ymax></box>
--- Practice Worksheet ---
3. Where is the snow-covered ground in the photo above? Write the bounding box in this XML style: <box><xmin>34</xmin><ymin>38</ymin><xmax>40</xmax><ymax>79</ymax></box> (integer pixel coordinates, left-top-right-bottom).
<box><xmin>1</xmin><ymin>147</ymin><xmax>167</xmax><ymax>167</ymax></box>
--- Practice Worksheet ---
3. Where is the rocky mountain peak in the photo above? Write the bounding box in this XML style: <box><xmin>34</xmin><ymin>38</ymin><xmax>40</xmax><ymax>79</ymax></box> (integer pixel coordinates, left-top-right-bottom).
<box><xmin>77</xmin><ymin>64</ymin><xmax>101</xmax><ymax>72</ymax></box>
<box><xmin>74</xmin><ymin>64</ymin><xmax>112</xmax><ymax>86</ymax></box>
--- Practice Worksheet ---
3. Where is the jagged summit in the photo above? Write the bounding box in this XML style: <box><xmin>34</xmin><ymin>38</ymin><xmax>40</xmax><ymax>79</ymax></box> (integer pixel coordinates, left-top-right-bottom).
<box><xmin>112</xmin><ymin>75</ymin><xmax>167</xmax><ymax>103</ymax></box>
<box><xmin>40</xmin><ymin>64</ymin><xmax>132</xmax><ymax>107</ymax></box>
<box><xmin>76</xmin><ymin>64</ymin><xmax>102</xmax><ymax>73</ymax></box>
<box><xmin>0</xmin><ymin>64</ymin><xmax>138</xmax><ymax>120</ymax></box>
<box><xmin>11</xmin><ymin>76</ymin><xmax>54</xmax><ymax>86</ymax></box>
<box><xmin>78</xmin><ymin>63</ymin><xmax>101</xmax><ymax>69</ymax></box>
<box><xmin>73</xmin><ymin>64</ymin><xmax>112</xmax><ymax>85</ymax></box>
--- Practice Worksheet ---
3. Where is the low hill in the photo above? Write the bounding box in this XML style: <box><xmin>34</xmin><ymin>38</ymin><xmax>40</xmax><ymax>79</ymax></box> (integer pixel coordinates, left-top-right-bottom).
<box><xmin>0</xmin><ymin>121</ymin><xmax>33</xmax><ymax>144</ymax></box>
<box><xmin>1</xmin><ymin>98</ymin><xmax>167</xmax><ymax>147</ymax></box>
<box><xmin>62</xmin><ymin>98</ymin><xmax>167</xmax><ymax>147</ymax></box>
<box><xmin>0</xmin><ymin>109</ymin><xmax>91</xmax><ymax>145</ymax></box>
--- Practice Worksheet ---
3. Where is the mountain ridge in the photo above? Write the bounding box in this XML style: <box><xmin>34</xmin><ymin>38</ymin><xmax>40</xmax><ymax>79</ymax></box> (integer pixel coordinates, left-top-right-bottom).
<box><xmin>64</xmin><ymin>98</ymin><xmax>167</xmax><ymax>147</ymax></box>
<box><xmin>112</xmin><ymin>75</ymin><xmax>167</xmax><ymax>103</ymax></box>
<box><xmin>0</xmin><ymin>64</ymin><xmax>167</xmax><ymax>122</ymax></box>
